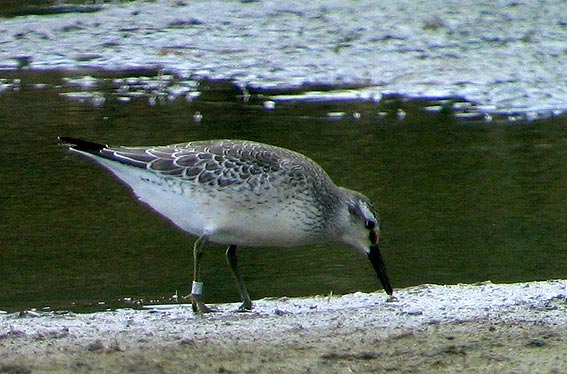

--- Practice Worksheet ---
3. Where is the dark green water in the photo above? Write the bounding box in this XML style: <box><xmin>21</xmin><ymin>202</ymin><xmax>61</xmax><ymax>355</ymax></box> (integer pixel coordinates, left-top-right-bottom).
<box><xmin>2</xmin><ymin>71</ymin><xmax>567</xmax><ymax>312</ymax></box>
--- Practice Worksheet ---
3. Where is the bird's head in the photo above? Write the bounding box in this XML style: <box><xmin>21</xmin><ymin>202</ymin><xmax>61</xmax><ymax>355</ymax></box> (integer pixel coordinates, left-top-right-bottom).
<box><xmin>335</xmin><ymin>188</ymin><xmax>393</xmax><ymax>296</ymax></box>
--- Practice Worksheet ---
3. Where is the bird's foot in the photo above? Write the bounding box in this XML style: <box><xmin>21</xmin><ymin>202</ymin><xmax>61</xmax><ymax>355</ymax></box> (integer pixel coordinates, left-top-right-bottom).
<box><xmin>190</xmin><ymin>295</ymin><xmax>218</xmax><ymax>313</ymax></box>
<box><xmin>236</xmin><ymin>301</ymin><xmax>253</xmax><ymax>312</ymax></box>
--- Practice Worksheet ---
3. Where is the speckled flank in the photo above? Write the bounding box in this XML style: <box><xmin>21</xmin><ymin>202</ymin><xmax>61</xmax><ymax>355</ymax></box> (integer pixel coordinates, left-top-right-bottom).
<box><xmin>61</xmin><ymin>138</ymin><xmax>373</xmax><ymax>247</ymax></box>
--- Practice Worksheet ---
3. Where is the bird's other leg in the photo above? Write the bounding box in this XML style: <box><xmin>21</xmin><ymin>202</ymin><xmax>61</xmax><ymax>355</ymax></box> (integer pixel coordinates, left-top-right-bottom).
<box><xmin>226</xmin><ymin>245</ymin><xmax>253</xmax><ymax>311</ymax></box>
<box><xmin>190</xmin><ymin>235</ymin><xmax>216</xmax><ymax>313</ymax></box>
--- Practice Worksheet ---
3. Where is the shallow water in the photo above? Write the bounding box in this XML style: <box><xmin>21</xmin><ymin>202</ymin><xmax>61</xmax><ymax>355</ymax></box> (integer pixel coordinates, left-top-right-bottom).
<box><xmin>2</xmin><ymin>69</ymin><xmax>567</xmax><ymax>312</ymax></box>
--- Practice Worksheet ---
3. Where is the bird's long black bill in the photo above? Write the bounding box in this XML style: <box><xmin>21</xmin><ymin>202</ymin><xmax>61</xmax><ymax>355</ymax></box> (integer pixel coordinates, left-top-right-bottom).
<box><xmin>368</xmin><ymin>244</ymin><xmax>393</xmax><ymax>295</ymax></box>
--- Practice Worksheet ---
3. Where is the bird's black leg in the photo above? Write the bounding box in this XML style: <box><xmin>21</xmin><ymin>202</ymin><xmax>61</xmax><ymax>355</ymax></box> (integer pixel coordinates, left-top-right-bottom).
<box><xmin>226</xmin><ymin>245</ymin><xmax>253</xmax><ymax>311</ymax></box>
<box><xmin>190</xmin><ymin>235</ymin><xmax>216</xmax><ymax>313</ymax></box>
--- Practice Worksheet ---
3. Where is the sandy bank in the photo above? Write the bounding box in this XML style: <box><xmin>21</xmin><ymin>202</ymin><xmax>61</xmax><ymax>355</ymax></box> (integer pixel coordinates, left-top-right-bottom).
<box><xmin>1</xmin><ymin>280</ymin><xmax>566</xmax><ymax>373</ymax></box>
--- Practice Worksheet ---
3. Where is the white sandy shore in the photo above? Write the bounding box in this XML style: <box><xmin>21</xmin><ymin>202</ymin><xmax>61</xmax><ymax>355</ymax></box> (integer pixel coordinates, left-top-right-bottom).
<box><xmin>2</xmin><ymin>280</ymin><xmax>567</xmax><ymax>373</ymax></box>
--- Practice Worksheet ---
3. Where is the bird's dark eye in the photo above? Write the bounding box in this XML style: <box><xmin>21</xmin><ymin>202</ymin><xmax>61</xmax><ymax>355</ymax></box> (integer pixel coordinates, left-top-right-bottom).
<box><xmin>365</xmin><ymin>219</ymin><xmax>376</xmax><ymax>230</ymax></box>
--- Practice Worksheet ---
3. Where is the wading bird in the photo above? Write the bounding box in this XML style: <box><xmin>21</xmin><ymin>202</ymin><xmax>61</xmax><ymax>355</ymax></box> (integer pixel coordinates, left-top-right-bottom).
<box><xmin>59</xmin><ymin>137</ymin><xmax>393</xmax><ymax>312</ymax></box>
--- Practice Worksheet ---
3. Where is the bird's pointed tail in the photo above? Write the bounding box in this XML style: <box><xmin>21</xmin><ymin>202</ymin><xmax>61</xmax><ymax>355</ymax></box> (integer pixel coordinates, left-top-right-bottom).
<box><xmin>58</xmin><ymin>137</ymin><xmax>106</xmax><ymax>154</ymax></box>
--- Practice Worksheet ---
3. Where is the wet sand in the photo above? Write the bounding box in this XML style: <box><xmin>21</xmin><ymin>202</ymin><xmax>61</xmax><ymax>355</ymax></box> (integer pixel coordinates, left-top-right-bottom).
<box><xmin>2</xmin><ymin>281</ymin><xmax>566</xmax><ymax>373</ymax></box>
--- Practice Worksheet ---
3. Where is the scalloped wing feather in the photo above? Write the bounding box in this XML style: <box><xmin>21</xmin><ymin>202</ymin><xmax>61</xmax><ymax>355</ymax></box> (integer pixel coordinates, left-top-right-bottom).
<box><xmin>98</xmin><ymin>140</ymin><xmax>332</xmax><ymax>191</ymax></box>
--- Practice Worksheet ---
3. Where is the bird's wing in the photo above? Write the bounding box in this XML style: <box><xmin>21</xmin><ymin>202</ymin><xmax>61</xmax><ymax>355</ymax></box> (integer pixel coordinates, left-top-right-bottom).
<box><xmin>97</xmin><ymin>140</ymin><xmax>329</xmax><ymax>191</ymax></box>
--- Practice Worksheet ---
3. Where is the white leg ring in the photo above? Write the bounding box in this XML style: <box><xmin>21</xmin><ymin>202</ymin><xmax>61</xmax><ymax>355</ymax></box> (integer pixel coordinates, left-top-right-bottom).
<box><xmin>191</xmin><ymin>281</ymin><xmax>203</xmax><ymax>296</ymax></box>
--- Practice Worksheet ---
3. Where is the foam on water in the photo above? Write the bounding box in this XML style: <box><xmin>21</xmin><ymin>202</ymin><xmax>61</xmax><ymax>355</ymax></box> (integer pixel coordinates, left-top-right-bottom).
<box><xmin>1</xmin><ymin>0</ymin><xmax>566</xmax><ymax>118</ymax></box>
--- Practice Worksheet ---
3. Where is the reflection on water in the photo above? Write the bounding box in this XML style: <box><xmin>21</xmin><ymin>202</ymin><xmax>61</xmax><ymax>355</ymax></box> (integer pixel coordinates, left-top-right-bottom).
<box><xmin>2</xmin><ymin>70</ymin><xmax>567</xmax><ymax>312</ymax></box>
